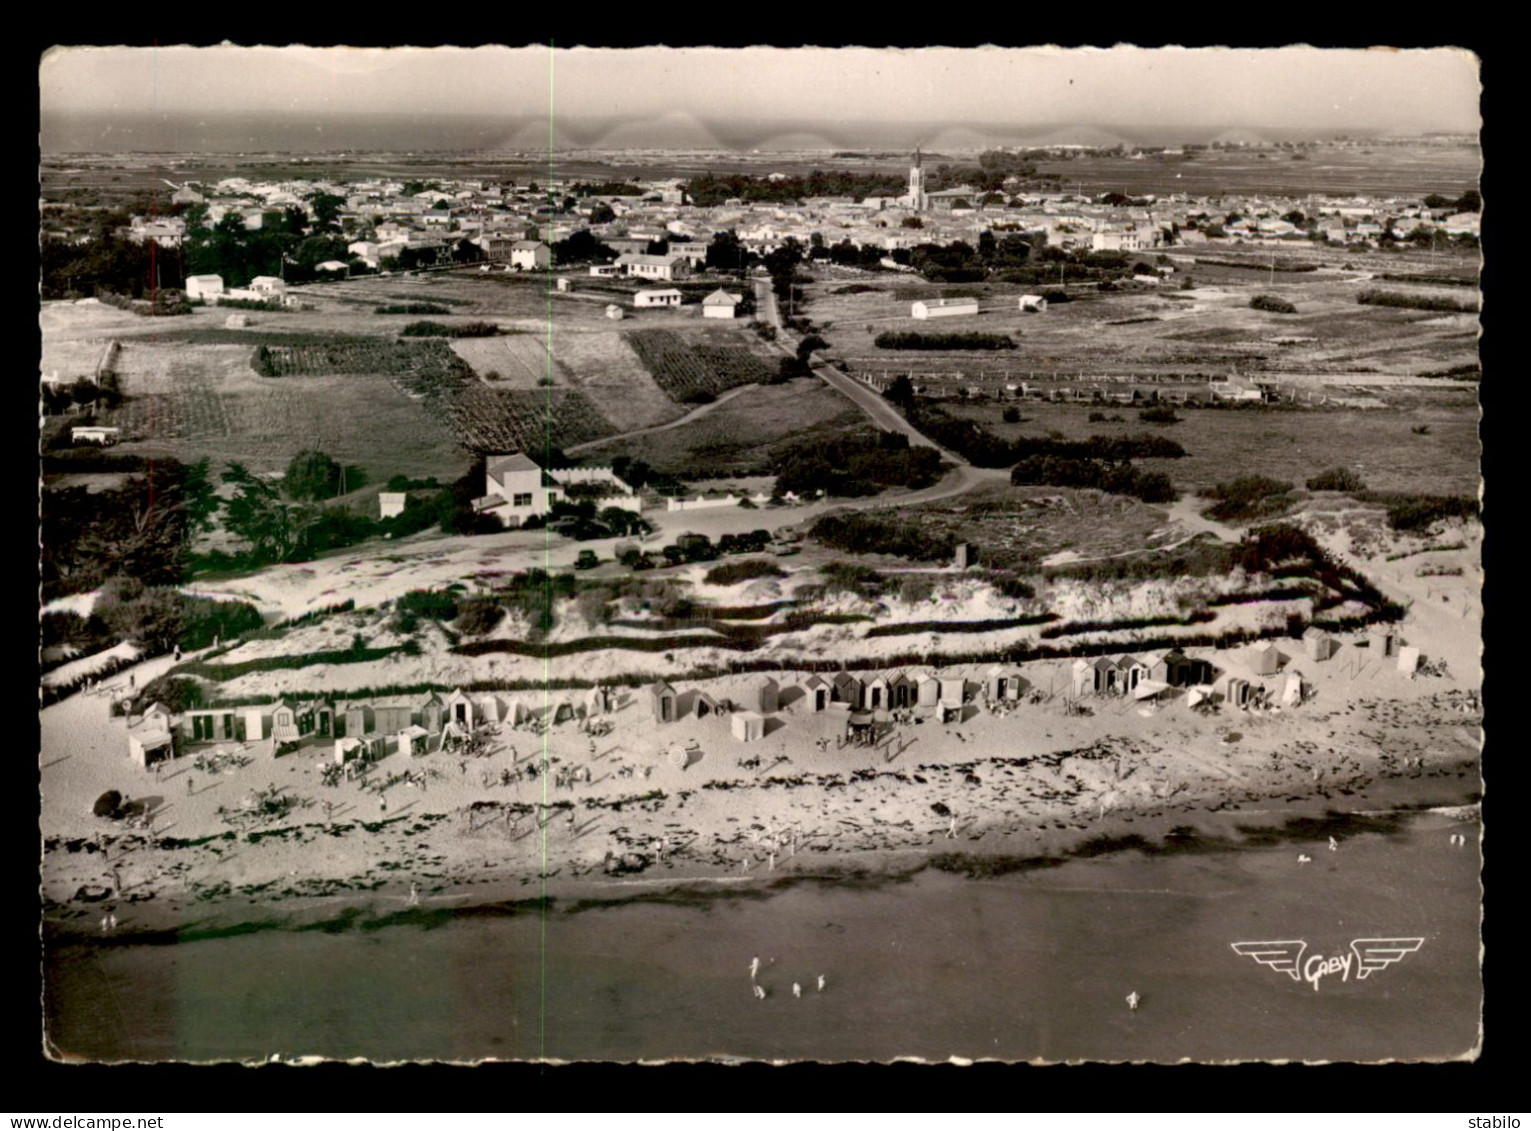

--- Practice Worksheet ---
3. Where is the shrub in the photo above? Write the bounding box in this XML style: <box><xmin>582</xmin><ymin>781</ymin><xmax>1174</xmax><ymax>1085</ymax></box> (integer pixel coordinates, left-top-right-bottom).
<box><xmin>874</xmin><ymin>331</ymin><xmax>1016</xmax><ymax>351</ymax></box>
<box><xmin>1202</xmin><ymin>476</ymin><xmax>1297</xmax><ymax>522</ymax></box>
<box><xmin>455</xmin><ymin>597</ymin><xmax>505</xmax><ymax>636</ymax></box>
<box><xmin>704</xmin><ymin>559</ymin><xmax>787</xmax><ymax>586</ymax></box>
<box><xmin>810</xmin><ymin>512</ymin><xmax>957</xmax><ymax>562</ymax></box>
<box><xmin>395</xmin><ymin>589</ymin><xmax>459</xmax><ymax>621</ymax></box>
<box><xmin>1306</xmin><ymin>467</ymin><xmax>1367</xmax><ymax>493</ymax></box>
<box><xmin>1356</xmin><ymin>290</ymin><xmax>1479</xmax><ymax>314</ymax></box>
<box><xmin>1250</xmin><ymin>294</ymin><xmax>1298</xmax><ymax>314</ymax></box>
<box><xmin>1138</xmin><ymin>406</ymin><xmax>1181</xmax><ymax>424</ymax></box>
<box><xmin>1001</xmin><ymin>407</ymin><xmax>1022</xmax><ymax>424</ymax></box>
<box><xmin>399</xmin><ymin>320</ymin><xmax>502</xmax><ymax>338</ymax></box>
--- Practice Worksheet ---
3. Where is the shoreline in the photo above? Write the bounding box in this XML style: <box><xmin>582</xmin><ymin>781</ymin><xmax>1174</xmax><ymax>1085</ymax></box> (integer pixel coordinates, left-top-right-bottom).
<box><xmin>43</xmin><ymin>751</ymin><xmax>1479</xmax><ymax>946</ymax></box>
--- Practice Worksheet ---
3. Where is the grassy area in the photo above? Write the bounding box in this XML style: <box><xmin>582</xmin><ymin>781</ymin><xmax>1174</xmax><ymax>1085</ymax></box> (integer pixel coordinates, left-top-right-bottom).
<box><xmin>938</xmin><ymin>395</ymin><xmax>1479</xmax><ymax>497</ymax></box>
<box><xmin>882</xmin><ymin>483</ymin><xmax>1173</xmax><ymax>571</ymax></box>
<box><xmin>572</xmin><ymin>377</ymin><xmax>865</xmax><ymax>477</ymax></box>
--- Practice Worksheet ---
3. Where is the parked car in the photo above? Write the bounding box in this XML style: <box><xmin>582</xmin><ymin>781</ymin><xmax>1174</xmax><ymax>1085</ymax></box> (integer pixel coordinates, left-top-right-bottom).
<box><xmin>575</xmin><ymin>550</ymin><xmax>599</xmax><ymax>570</ymax></box>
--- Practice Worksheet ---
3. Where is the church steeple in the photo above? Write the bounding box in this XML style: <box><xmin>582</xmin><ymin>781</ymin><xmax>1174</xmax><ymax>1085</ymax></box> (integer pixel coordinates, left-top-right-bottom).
<box><xmin>908</xmin><ymin>144</ymin><xmax>927</xmax><ymax>213</ymax></box>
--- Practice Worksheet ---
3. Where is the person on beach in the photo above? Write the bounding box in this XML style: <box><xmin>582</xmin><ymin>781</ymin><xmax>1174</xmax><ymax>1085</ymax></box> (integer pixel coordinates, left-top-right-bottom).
<box><xmin>754</xmin><ymin>985</ymin><xmax>766</xmax><ymax>1001</ymax></box>
<box><xmin>1126</xmin><ymin>991</ymin><xmax>1140</xmax><ymax>1012</ymax></box>
<box><xmin>408</xmin><ymin>882</ymin><xmax>420</xmax><ymax>907</ymax></box>
<box><xmin>792</xmin><ymin>982</ymin><xmax>802</xmax><ymax>998</ymax></box>
<box><xmin>1328</xmin><ymin>836</ymin><xmax>1339</xmax><ymax>852</ymax></box>
<box><xmin>817</xmin><ymin>975</ymin><xmax>826</xmax><ymax>992</ymax></box>
<box><xmin>750</xmin><ymin>956</ymin><xmax>761</xmax><ymax>979</ymax></box>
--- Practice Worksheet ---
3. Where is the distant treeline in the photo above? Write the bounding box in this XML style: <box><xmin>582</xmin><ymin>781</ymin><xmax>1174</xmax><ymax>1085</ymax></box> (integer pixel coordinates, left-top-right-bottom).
<box><xmin>398</xmin><ymin>320</ymin><xmax>502</xmax><ymax>337</ymax></box>
<box><xmin>1356</xmin><ymin>290</ymin><xmax>1479</xmax><ymax>314</ymax></box>
<box><xmin>874</xmin><ymin>331</ymin><xmax>1016</xmax><ymax>351</ymax></box>
<box><xmin>375</xmin><ymin>302</ymin><xmax>452</xmax><ymax>315</ymax></box>
<box><xmin>1195</xmin><ymin>257</ymin><xmax>1318</xmax><ymax>272</ymax></box>
<box><xmin>1377</xmin><ymin>273</ymin><xmax>1479</xmax><ymax>288</ymax></box>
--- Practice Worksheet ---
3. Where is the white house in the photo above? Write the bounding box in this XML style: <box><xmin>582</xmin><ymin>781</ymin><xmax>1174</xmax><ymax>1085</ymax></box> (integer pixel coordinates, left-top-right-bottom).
<box><xmin>911</xmin><ymin>298</ymin><xmax>978</xmax><ymax>320</ymax></box>
<box><xmin>477</xmin><ymin>452</ymin><xmax>639</xmax><ymax>529</ymax></box>
<box><xmin>510</xmin><ymin>240</ymin><xmax>552</xmax><ymax>270</ymax></box>
<box><xmin>702</xmin><ymin>289</ymin><xmax>743</xmax><ymax>319</ymax></box>
<box><xmin>248</xmin><ymin>276</ymin><xmax>287</xmax><ymax>299</ymax></box>
<box><xmin>1018</xmin><ymin>294</ymin><xmax>1047</xmax><ymax>313</ymax></box>
<box><xmin>185</xmin><ymin>274</ymin><xmax>225</xmax><ymax>302</ymax></box>
<box><xmin>616</xmin><ymin>253</ymin><xmax>689</xmax><ymax>281</ymax></box>
<box><xmin>634</xmin><ymin>288</ymin><xmax>683</xmax><ymax>309</ymax></box>
<box><xmin>379</xmin><ymin>492</ymin><xmax>408</xmax><ymax>519</ymax></box>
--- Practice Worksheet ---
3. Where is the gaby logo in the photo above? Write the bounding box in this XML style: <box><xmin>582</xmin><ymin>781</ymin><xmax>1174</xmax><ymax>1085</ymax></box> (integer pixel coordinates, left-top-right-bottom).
<box><xmin>1230</xmin><ymin>939</ymin><xmax>1425</xmax><ymax>991</ymax></box>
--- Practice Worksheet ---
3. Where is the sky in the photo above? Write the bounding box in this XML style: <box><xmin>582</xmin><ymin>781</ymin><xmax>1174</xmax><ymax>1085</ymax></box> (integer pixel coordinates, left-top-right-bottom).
<box><xmin>39</xmin><ymin>45</ymin><xmax>1482</xmax><ymax>143</ymax></box>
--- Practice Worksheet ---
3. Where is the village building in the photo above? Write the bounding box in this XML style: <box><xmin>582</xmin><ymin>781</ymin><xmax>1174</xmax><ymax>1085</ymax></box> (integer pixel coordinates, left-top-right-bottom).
<box><xmin>510</xmin><ymin>240</ymin><xmax>551</xmax><ymax>270</ymax></box>
<box><xmin>185</xmin><ymin>274</ymin><xmax>225</xmax><ymax>302</ymax></box>
<box><xmin>911</xmin><ymin>297</ymin><xmax>979</xmax><ymax>320</ymax></box>
<box><xmin>616</xmin><ymin>253</ymin><xmax>690</xmax><ymax>281</ymax></box>
<box><xmin>474</xmin><ymin>451</ymin><xmax>638</xmax><ymax>529</ymax></box>
<box><xmin>633</xmin><ymin>288</ymin><xmax>683</xmax><ymax>309</ymax></box>
<box><xmin>702</xmin><ymin>289</ymin><xmax>743</xmax><ymax>319</ymax></box>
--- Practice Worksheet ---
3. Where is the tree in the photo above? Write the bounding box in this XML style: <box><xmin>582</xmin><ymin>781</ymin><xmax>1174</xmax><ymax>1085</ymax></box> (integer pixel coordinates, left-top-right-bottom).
<box><xmin>884</xmin><ymin>374</ymin><xmax>917</xmax><ymax>410</ymax></box>
<box><xmin>283</xmin><ymin>450</ymin><xmax>346</xmax><ymax>500</ymax></box>
<box><xmin>306</xmin><ymin>192</ymin><xmax>345</xmax><ymax>230</ymax></box>
<box><xmin>1455</xmin><ymin>189</ymin><xmax>1481</xmax><ymax>213</ymax></box>
<box><xmin>223</xmin><ymin>463</ymin><xmax>307</xmax><ymax>562</ymax></box>
<box><xmin>706</xmin><ymin>230</ymin><xmax>750</xmax><ymax>273</ymax></box>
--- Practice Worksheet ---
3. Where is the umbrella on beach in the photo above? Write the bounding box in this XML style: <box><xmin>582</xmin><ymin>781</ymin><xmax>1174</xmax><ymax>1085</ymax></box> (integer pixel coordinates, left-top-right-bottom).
<box><xmin>93</xmin><ymin>791</ymin><xmax>124</xmax><ymax>819</ymax></box>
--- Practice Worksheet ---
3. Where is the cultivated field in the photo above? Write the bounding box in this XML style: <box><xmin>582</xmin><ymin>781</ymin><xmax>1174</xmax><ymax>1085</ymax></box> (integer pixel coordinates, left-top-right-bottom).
<box><xmin>450</xmin><ymin>333</ymin><xmax>563</xmax><ymax>387</ymax></box>
<box><xmin>547</xmin><ymin>328</ymin><xmax>683</xmax><ymax>430</ymax></box>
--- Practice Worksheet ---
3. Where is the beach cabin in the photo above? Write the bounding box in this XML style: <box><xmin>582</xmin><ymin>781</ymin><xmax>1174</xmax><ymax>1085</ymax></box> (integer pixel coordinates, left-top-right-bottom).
<box><xmin>182</xmin><ymin>707</ymin><xmax>244</xmax><ymax>744</ymax></box>
<box><xmin>585</xmin><ymin>686</ymin><xmax>609</xmax><ymax>717</ymax></box>
<box><xmin>650</xmin><ymin>680</ymin><xmax>678</xmax><ymax>723</ymax></box>
<box><xmin>398</xmin><ymin>725</ymin><xmax>430</xmax><ymax>756</ymax></box>
<box><xmin>345</xmin><ymin>705</ymin><xmax>376</xmax><ymax>741</ymax></box>
<box><xmin>312</xmin><ymin>699</ymin><xmax>336</xmax><ymax>738</ymax></box>
<box><xmin>1219</xmin><ymin>676</ymin><xmax>1252</xmax><ymax>708</ymax></box>
<box><xmin>1280</xmin><ymin>672</ymin><xmax>1306</xmax><ymax>707</ymax></box>
<box><xmin>375</xmin><ymin>705</ymin><xmax>413</xmax><ymax>734</ymax></box>
<box><xmin>755</xmin><ymin>677</ymin><xmax>779</xmax><ymax>715</ymax></box>
<box><xmin>440</xmin><ymin>720</ymin><xmax>470</xmax><ymax>750</ymax></box>
<box><xmin>444</xmin><ymin>689</ymin><xmax>477</xmax><ymax>732</ymax></box>
<box><xmin>475</xmin><ymin>694</ymin><xmax>508</xmax><ymax>725</ymax></box>
<box><xmin>1303</xmin><ymin>627</ymin><xmax>1339</xmax><ymax>662</ymax></box>
<box><xmin>1248</xmin><ymin>642</ymin><xmax>1282</xmax><ymax>676</ymax></box>
<box><xmin>685</xmin><ymin>689</ymin><xmax>722</xmax><ymax>720</ymax></box>
<box><xmin>1119</xmin><ymin>655</ymin><xmax>1149</xmax><ymax>693</ymax></box>
<box><xmin>1153</xmin><ymin>649</ymin><xmax>1211</xmax><ymax>687</ymax></box>
<box><xmin>832</xmin><ymin>673</ymin><xmax>864</xmax><ymax>710</ymax></box>
<box><xmin>731</xmin><ymin>710</ymin><xmax>766</xmax><ymax>743</ymax></box>
<box><xmin>127</xmin><ymin>711</ymin><xmax>175</xmax><ymax>768</ymax></box>
<box><xmin>986</xmin><ymin>666</ymin><xmax>1024</xmax><ymax>701</ymax></box>
<box><xmin>419</xmin><ymin>694</ymin><xmax>445</xmax><ymax>735</ymax></box>
<box><xmin>916</xmin><ymin>674</ymin><xmax>940</xmax><ymax>708</ymax></box>
<box><xmin>1397</xmin><ymin>646</ymin><xmax>1421</xmax><ymax>676</ymax></box>
<box><xmin>863</xmin><ymin>674</ymin><xmax>889</xmax><ymax>711</ymax></box>
<box><xmin>270</xmin><ymin>700</ymin><xmax>303</xmax><ymax>743</ymax></box>
<box><xmin>334</xmin><ymin>736</ymin><xmax>364</xmax><ymax>765</ymax></box>
<box><xmin>888</xmin><ymin>671</ymin><xmax>915</xmax><ymax>709</ymax></box>
<box><xmin>1367</xmin><ymin>627</ymin><xmax>1397</xmax><ymax>659</ymax></box>
<box><xmin>1071</xmin><ymin>659</ymin><xmax>1095</xmax><ymax>698</ymax></box>
<box><xmin>802</xmin><ymin>675</ymin><xmax>830</xmax><ymax>713</ymax></box>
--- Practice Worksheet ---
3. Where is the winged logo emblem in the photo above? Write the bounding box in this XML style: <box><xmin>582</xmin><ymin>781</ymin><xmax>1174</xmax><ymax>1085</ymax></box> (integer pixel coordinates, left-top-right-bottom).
<box><xmin>1350</xmin><ymin>937</ymin><xmax>1426</xmax><ymax>979</ymax></box>
<box><xmin>1229</xmin><ymin>940</ymin><xmax>1306</xmax><ymax>981</ymax></box>
<box><xmin>1232</xmin><ymin>938</ymin><xmax>1425</xmax><ymax>991</ymax></box>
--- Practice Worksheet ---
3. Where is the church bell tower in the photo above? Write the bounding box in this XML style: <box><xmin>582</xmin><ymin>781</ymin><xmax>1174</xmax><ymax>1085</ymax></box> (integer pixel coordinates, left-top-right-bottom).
<box><xmin>908</xmin><ymin>145</ymin><xmax>927</xmax><ymax>213</ymax></box>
